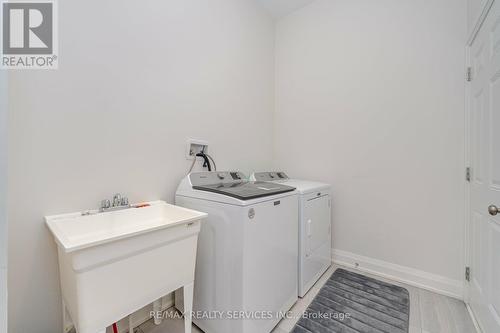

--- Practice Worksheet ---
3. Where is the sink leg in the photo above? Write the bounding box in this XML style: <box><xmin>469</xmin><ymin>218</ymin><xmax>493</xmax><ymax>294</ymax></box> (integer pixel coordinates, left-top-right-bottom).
<box><xmin>183</xmin><ymin>282</ymin><xmax>194</xmax><ymax>333</ymax></box>
<box><xmin>62</xmin><ymin>300</ymin><xmax>67</xmax><ymax>333</ymax></box>
<box><xmin>153</xmin><ymin>299</ymin><xmax>162</xmax><ymax>325</ymax></box>
<box><xmin>129</xmin><ymin>315</ymin><xmax>134</xmax><ymax>333</ymax></box>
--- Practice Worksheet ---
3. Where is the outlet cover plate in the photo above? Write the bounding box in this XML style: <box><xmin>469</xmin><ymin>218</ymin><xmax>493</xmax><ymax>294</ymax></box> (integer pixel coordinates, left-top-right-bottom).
<box><xmin>186</xmin><ymin>139</ymin><xmax>209</xmax><ymax>160</ymax></box>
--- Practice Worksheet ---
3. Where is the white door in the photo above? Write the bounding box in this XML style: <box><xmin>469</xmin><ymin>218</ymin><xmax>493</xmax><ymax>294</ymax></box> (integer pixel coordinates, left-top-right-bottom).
<box><xmin>0</xmin><ymin>65</ymin><xmax>7</xmax><ymax>333</ymax></box>
<box><xmin>468</xmin><ymin>1</ymin><xmax>500</xmax><ymax>332</ymax></box>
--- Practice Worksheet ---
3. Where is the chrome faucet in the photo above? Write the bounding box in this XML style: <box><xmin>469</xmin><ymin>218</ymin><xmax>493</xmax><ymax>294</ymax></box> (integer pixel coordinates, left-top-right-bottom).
<box><xmin>113</xmin><ymin>193</ymin><xmax>122</xmax><ymax>207</ymax></box>
<box><xmin>100</xmin><ymin>193</ymin><xmax>130</xmax><ymax>212</ymax></box>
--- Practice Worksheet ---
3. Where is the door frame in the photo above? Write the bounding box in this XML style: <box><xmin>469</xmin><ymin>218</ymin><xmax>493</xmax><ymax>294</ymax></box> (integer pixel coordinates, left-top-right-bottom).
<box><xmin>464</xmin><ymin>0</ymin><xmax>496</xmax><ymax>330</ymax></box>
<box><xmin>0</xmin><ymin>69</ymin><xmax>7</xmax><ymax>332</ymax></box>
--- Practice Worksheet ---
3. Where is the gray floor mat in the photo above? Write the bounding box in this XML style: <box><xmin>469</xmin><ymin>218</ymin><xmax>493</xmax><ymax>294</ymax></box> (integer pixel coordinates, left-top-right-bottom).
<box><xmin>292</xmin><ymin>268</ymin><xmax>410</xmax><ymax>333</ymax></box>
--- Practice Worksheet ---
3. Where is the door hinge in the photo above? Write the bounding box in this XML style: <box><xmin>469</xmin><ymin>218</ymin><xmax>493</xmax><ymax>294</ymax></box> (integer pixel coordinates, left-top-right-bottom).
<box><xmin>465</xmin><ymin>266</ymin><xmax>471</xmax><ymax>282</ymax></box>
<box><xmin>466</xmin><ymin>167</ymin><xmax>471</xmax><ymax>182</ymax></box>
<box><xmin>466</xmin><ymin>67</ymin><xmax>473</xmax><ymax>82</ymax></box>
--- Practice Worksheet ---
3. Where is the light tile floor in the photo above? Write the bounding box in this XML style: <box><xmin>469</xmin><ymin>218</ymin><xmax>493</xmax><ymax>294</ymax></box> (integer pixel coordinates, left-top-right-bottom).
<box><xmin>135</xmin><ymin>264</ymin><xmax>477</xmax><ymax>333</ymax></box>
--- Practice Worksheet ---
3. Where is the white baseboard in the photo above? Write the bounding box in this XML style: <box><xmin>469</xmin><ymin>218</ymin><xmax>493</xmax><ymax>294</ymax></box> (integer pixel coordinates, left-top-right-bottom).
<box><xmin>332</xmin><ymin>249</ymin><xmax>464</xmax><ymax>300</ymax></box>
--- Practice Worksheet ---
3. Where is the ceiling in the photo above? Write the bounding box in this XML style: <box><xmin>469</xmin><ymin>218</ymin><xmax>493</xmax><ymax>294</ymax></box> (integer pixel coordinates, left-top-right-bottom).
<box><xmin>254</xmin><ymin>0</ymin><xmax>316</xmax><ymax>19</ymax></box>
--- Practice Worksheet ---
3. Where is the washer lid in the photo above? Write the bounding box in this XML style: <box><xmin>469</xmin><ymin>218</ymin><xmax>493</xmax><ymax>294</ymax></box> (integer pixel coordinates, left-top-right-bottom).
<box><xmin>278</xmin><ymin>179</ymin><xmax>330</xmax><ymax>195</ymax></box>
<box><xmin>251</xmin><ymin>172</ymin><xmax>330</xmax><ymax>195</ymax></box>
<box><xmin>193</xmin><ymin>181</ymin><xmax>296</xmax><ymax>200</ymax></box>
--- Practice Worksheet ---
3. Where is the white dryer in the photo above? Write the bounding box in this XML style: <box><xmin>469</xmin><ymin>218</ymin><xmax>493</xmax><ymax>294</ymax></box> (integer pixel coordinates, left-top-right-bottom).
<box><xmin>175</xmin><ymin>171</ymin><xmax>299</xmax><ymax>333</ymax></box>
<box><xmin>250</xmin><ymin>172</ymin><xmax>332</xmax><ymax>298</ymax></box>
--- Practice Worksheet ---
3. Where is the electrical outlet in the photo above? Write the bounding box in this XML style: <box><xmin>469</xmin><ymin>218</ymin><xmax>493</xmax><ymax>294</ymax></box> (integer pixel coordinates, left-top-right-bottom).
<box><xmin>186</xmin><ymin>139</ymin><xmax>209</xmax><ymax>160</ymax></box>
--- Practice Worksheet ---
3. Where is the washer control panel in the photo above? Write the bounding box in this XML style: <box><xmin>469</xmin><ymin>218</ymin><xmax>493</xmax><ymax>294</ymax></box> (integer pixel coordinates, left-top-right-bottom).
<box><xmin>190</xmin><ymin>171</ymin><xmax>247</xmax><ymax>186</ymax></box>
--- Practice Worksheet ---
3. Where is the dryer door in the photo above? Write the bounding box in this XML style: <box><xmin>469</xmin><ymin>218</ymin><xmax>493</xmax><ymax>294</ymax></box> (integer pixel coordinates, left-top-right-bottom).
<box><xmin>305</xmin><ymin>194</ymin><xmax>331</xmax><ymax>258</ymax></box>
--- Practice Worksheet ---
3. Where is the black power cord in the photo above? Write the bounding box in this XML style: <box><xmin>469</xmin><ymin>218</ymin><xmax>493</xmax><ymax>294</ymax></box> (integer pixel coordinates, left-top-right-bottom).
<box><xmin>196</xmin><ymin>152</ymin><xmax>212</xmax><ymax>171</ymax></box>
<box><xmin>186</xmin><ymin>149</ymin><xmax>217</xmax><ymax>174</ymax></box>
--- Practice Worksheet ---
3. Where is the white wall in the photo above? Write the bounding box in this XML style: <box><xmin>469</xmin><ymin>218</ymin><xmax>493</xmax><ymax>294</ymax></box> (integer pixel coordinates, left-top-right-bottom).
<box><xmin>254</xmin><ymin>0</ymin><xmax>315</xmax><ymax>18</ymax></box>
<box><xmin>1</xmin><ymin>71</ymin><xmax>7</xmax><ymax>333</ymax></box>
<box><xmin>275</xmin><ymin>0</ymin><xmax>466</xmax><ymax>285</ymax></box>
<box><xmin>7</xmin><ymin>0</ymin><xmax>274</xmax><ymax>332</ymax></box>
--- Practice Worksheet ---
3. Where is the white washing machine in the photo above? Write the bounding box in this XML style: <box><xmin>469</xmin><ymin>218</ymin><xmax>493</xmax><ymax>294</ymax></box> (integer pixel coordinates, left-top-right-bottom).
<box><xmin>250</xmin><ymin>172</ymin><xmax>332</xmax><ymax>298</ymax></box>
<box><xmin>175</xmin><ymin>171</ymin><xmax>299</xmax><ymax>333</ymax></box>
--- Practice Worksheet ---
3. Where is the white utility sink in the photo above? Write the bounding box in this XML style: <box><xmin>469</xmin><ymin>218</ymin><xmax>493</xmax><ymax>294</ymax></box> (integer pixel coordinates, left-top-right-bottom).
<box><xmin>46</xmin><ymin>201</ymin><xmax>207</xmax><ymax>333</ymax></box>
